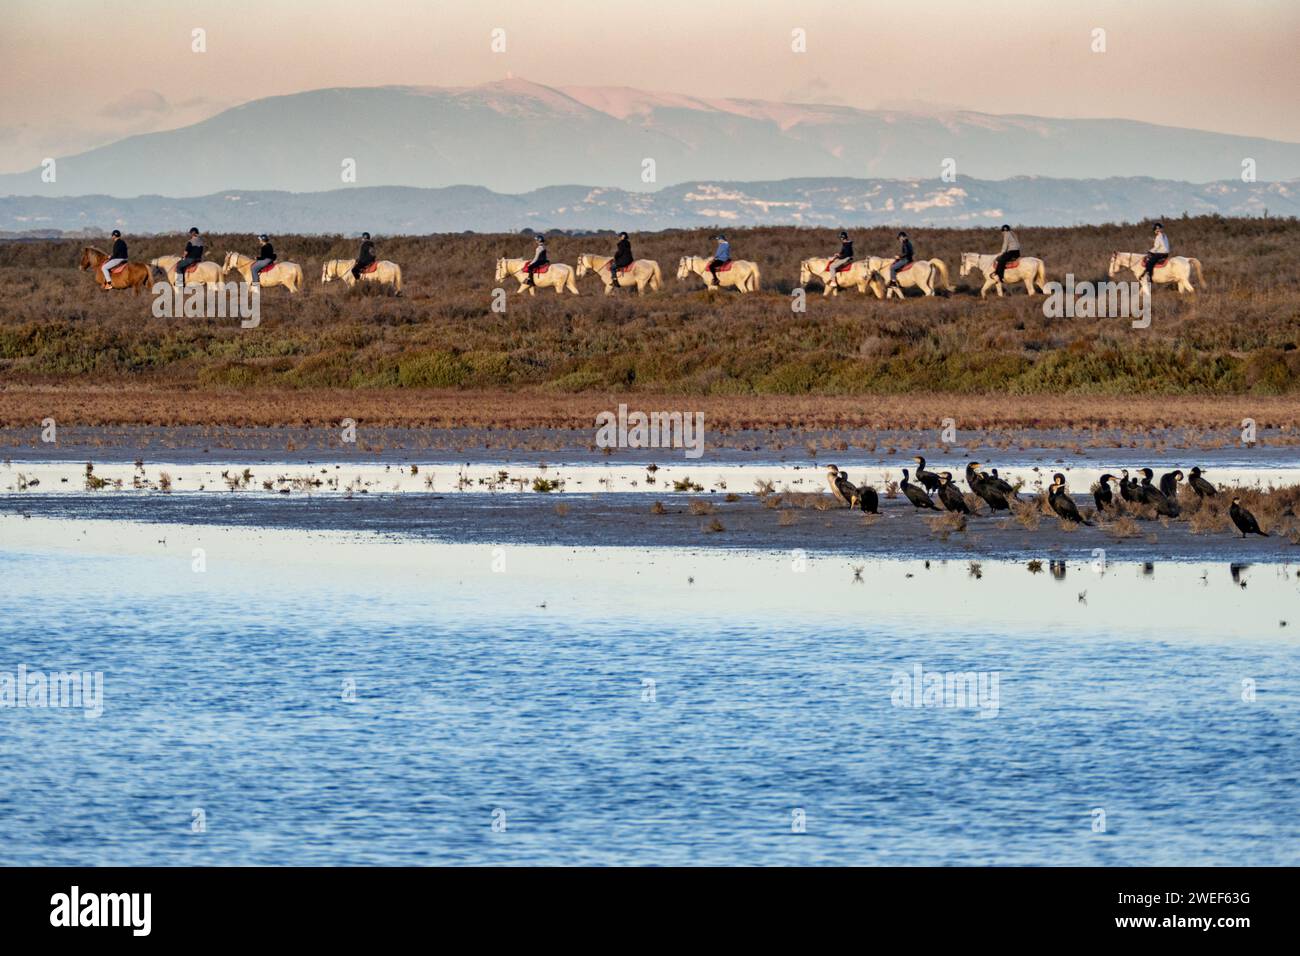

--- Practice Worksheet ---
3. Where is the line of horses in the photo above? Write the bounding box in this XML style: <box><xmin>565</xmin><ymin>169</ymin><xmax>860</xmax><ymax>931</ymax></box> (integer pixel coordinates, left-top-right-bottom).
<box><xmin>80</xmin><ymin>245</ymin><xmax>1205</xmax><ymax>300</ymax></box>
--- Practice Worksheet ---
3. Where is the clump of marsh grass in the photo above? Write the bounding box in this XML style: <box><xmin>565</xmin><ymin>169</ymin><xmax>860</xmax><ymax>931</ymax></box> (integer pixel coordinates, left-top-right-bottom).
<box><xmin>688</xmin><ymin>499</ymin><xmax>716</xmax><ymax>516</ymax></box>
<box><xmin>672</xmin><ymin>476</ymin><xmax>704</xmax><ymax>492</ymax></box>
<box><xmin>650</xmin><ymin>500</ymin><xmax>666</xmax><ymax>515</ymax></box>
<box><xmin>532</xmin><ymin>477</ymin><xmax>563</xmax><ymax>493</ymax></box>
<box><xmin>926</xmin><ymin>512</ymin><xmax>967</xmax><ymax>539</ymax></box>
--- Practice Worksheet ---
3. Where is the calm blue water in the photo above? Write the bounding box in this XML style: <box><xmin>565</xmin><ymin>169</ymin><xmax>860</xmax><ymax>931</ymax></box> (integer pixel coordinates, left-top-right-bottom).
<box><xmin>1</xmin><ymin>516</ymin><xmax>1298</xmax><ymax>865</ymax></box>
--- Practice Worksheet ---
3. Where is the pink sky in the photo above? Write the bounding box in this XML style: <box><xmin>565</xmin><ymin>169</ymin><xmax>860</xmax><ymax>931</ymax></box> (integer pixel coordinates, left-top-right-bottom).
<box><xmin>2</xmin><ymin>0</ymin><xmax>1296</xmax><ymax>172</ymax></box>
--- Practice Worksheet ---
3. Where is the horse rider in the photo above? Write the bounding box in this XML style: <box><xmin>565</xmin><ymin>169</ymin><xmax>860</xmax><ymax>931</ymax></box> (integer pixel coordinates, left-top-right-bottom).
<box><xmin>101</xmin><ymin>229</ymin><xmax>128</xmax><ymax>290</ymax></box>
<box><xmin>524</xmin><ymin>234</ymin><xmax>549</xmax><ymax>287</ymax></box>
<box><xmin>250</xmin><ymin>234</ymin><xmax>276</xmax><ymax>288</ymax></box>
<box><xmin>1143</xmin><ymin>223</ymin><xmax>1170</xmax><ymax>283</ymax></box>
<box><xmin>175</xmin><ymin>227</ymin><xmax>204</xmax><ymax>289</ymax></box>
<box><xmin>351</xmin><ymin>232</ymin><xmax>376</xmax><ymax>281</ymax></box>
<box><xmin>827</xmin><ymin>231</ymin><xmax>853</xmax><ymax>288</ymax></box>
<box><xmin>705</xmin><ymin>233</ymin><xmax>731</xmax><ymax>287</ymax></box>
<box><xmin>887</xmin><ymin>231</ymin><xmax>913</xmax><ymax>290</ymax></box>
<box><xmin>610</xmin><ymin>231</ymin><xmax>634</xmax><ymax>288</ymax></box>
<box><xmin>993</xmin><ymin>224</ymin><xmax>1020</xmax><ymax>284</ymax></box>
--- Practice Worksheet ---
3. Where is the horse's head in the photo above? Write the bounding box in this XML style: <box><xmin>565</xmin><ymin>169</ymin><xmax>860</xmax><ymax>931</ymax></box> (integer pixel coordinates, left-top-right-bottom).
<box><xmin>959</xmin><ymin>253</ymin><xmax>974</xmax><ymax>277</ymax></box>
<box><xmin>1107</xmin><ymin>252</ymin><xmax>1120</xmax><ymax>277</ymax></box>
<box><xmin>676</xmin><ymin>257</ymin><xmax>691</xmax><ymax>280</ymax></box>
<box><xmin>321</xmin><ymin>261</ymin><xmax>334</xmax><ymax>283</ymax></box>
<box><xmin>494</xmin><ymin>258</ymin><xmax>507</xmax><ymax>282</ymax></box>
<box><xmin>575</xmin><ymin>255</ymin><xmax>590</xmax><ymax>278</ymax></box>
<box><xmin>221</xmin><ymin>252</ymin><xmax>236</xmax><ymax>273</ymax></box>
<box><xmin>78</xmin><ymin>247</ymin><xmax>94</xmax><ymax>270</ymax></box>
<box><xmin>798</xmin><ymin>260</ymin><xmax>812</xmax><ymax>286</ymax></box>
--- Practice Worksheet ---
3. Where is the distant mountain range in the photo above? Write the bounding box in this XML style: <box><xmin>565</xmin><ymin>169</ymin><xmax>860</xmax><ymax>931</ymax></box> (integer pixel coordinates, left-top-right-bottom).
<box><xmin>4</xmin><ymin>79</ymin><xmax>1300</xmax><ymax>199</ymax></box>
<box><xmin>3</xmin><ymin>176</ymin><xmax>1296</xmax><ymax>235</ymax></box>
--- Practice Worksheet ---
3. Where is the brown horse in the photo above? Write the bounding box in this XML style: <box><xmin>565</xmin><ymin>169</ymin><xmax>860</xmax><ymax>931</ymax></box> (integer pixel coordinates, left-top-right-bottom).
<box><xmin>80</xmin><ymin>246</ymin><xmax>152</xmax><ymax>294</ymax></box>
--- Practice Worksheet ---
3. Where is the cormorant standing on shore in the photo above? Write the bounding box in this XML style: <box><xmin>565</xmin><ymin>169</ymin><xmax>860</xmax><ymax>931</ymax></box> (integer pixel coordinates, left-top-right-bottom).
<box><xmin>1188</xmin><ymin>467</ymin><xmax>1217</xmax><ymax>498</ymax></box>
<box><xmin>1229</xmin><ymin>498</ymin><xmax>1268</xmax><ymax>537</ymax></box>
<box><xmin>938</xmin><ymin>472</ymin><xmax>971</xmax><ymax>514</ymax></box>
<box><xmin>1160</xmin><ymin>469</ymin><xmax>1184</xmax><ymax>500</ymax></box>
<box><xmin>913</xmin><ymin>456</ymin><xmax>941</xmax><ymax>493</ymax></box>
<box><xmin>1094</xmin><ymin>474</ymin><xmax>1116</xmax><ymax>512</ymax></box>
<box><xmin>1049</xmin><ymin>473</ymin><xmax>1091</xmax><ymax>525</ymax></box>
<box><xmin>901</xmin><ymin>469</ymin><xmax>940</xmax><ymax>511</ymax></box>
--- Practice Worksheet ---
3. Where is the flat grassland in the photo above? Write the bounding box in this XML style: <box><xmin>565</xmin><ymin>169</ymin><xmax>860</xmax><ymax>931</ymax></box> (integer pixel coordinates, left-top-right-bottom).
<box><xmin>2</xmin><ymin>217</ymin><xmax>1298</xmax><ymax>429</ymax></box>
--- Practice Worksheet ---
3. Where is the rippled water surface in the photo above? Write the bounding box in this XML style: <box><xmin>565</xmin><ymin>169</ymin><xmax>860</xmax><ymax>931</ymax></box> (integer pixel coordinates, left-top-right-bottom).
<box><xmin>1</xmin><ymin>515</ymin><xmax>1298</xmax><ymax>865</ymax></box>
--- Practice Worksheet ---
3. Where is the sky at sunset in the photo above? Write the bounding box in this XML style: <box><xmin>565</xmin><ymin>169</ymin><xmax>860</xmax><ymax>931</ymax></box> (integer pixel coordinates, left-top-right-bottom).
<box><xmin>2</xmin><ymin>0</ymin><xmax>1296</xmax><ymax>173</ymax></box>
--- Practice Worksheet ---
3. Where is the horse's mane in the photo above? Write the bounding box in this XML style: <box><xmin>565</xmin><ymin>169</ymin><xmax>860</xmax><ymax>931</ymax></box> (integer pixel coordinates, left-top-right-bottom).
<box><xmin>84</xmin><ymin>245</ymin><xmax>107</xmax><ymax>256</ymax></box>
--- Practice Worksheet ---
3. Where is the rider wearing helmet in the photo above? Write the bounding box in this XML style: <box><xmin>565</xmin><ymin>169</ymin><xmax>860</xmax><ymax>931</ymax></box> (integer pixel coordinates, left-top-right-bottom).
<box><xmin>888</xmin><ymin>231</ymin><xmax>913</xmax><ymax>289</ymax></box>
<box><xmin>250</xmin><ymin>234</ymin><xmax>276</xmax><ymax>287</ymax></box>
<box><xmin>102</xmin><ymin>229</ymin><xmax>128</xmax><ymax>290</ymax></box>
<box><xmin>176</xmin><ymin>227</ymin><xmax>204</xmax><ymax>289</ymax></box>
<box><xmin>993</xmin><ymin>224</ymin><xmax>1020</xmax><ymax>283</ymax></box>
<box><xmin>1143</xmin><ymin>223</ymin><xmax>1170</xmax><ymax>282</ymax></box>
<box><xmin>705</xmin><ymin>234</ymin><xmax>731</xmax><ymax>287</ymax></box>
<box><xmin>352</xmin><ymin>232</ymin><xmax>376</xmax><ymax>280</ymax></box>
<box><xmin>524</xmin><ymin>234</ymin><xmax>548</xmax><ymax>287</ymax></box>
<box><xmin>827</xmin><ymin>231</ymin><xmax>853</xmax><ymax>288</ymax></box>
<box><xmin>611</xmin><ymin>231</ymin><xmax>634</xmax><ymax>288</ymax></box>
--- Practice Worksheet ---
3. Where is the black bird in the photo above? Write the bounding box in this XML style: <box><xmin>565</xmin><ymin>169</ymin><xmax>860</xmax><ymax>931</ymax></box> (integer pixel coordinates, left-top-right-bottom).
<box><xmin>1049</xmin><ymin>473</ymin><xmax>1091</xmax><ymax>525</ymax></box>
<box><xmin>1094</xmin><ymin>474</ymin><xmax>1116</xmax><ymax>512</ymax></box>
<box><xmin>913</xmin><ymin>455</ymin><xmax>941</xmax><ymax>493</ymax></box>
<box><xmin>984</xmin><ymin>466</ymin><xmax>1017</xmax><ymax>498</ymax></box>
<box><xmin>966</xmin><ymin>461</ymin><xmax>1010</xmax><ymax>513</ymax></box>
<box><xmin>850</xmin><ymin>481</ymin><xmax>880</xmax><ymax>514</ymax></box>
<box><xmin>1188</xmin><ymin>466</ymin><xmax>1217</xmax><ymax>498</ymax></box>
<box><xmin>937</xmin><ymin>472</ymin><xmax>971</xmax><ymax>514</ymax></box>
<box><xmin>1159</xmin><ymin>469</ymin><xmax>1184</xmax><ymax>501</ymax></box>
<box><xmin>1229</xmin><ymin>497</ymin><xmax>1268</xmax><ymax>537</ymax></box>
<box><xmin>826</xmin><ymin>464</ymin><xmax>857</xmax><ymax>507</ymax></box>
<box><xmin>1137</xmin><ymin>468</ymin><xmax>1179</xmax><ymax>517</ymax></box>
<box><xmin>1118</xmin><ymin>469</ymin><xmax>1138</xmax><ymax>503</ymax></box>
<box><xmin>901</xmin><ymin>468</ymin><xmax>940</xmax><ymax>511</ymax></box>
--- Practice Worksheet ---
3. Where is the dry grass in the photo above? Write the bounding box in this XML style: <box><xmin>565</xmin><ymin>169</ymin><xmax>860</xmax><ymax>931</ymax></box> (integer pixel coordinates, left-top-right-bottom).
<box><xmin>3</xmin><ymin>217</ymin><xmax>1300</xmax><ymax>426</ymax></box>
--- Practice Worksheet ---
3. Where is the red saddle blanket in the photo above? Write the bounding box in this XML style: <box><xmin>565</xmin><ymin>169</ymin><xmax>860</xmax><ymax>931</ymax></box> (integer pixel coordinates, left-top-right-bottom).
<box><xmin>110</xmin><ymin>262</ymin><xmax>130</xmax><ymax>275</ymax></box>
<box><xmin>999</xmin><ymin>259</ymin><xmax>1020</xmax><ymax>271</ymax></box>
<box><xmin>605</xmin><ymin>262</ymin><xmax>632</xmax><ymax>274</ymax></box>
<box><xmin>362</xmin><ymin>261</ymin><xmax>380</xmax><ymax>274</ymax></box>
<box><xmin>834</xmin><ymin>262</ymin><xmax>853</xmax><ymax>273</ymax></box>
<box><xmin>713</xmin><ymin>261</ymin><xmax>733</xmax><ymax>272</ymax></box>
<box><xmin>526</xmin><ymin>264</ymin><xmax>549</xmax><ymax>275</ymax></box>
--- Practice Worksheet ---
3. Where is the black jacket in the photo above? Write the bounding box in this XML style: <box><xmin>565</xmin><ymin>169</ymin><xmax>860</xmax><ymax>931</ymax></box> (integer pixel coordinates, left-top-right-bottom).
<box><xmin>899</xmin><ymin>237</ymin><xmax>913</xmax><ymax>260</ymax></box>
<box><xmin>184</xmin><ymin>239</ymin><xmax>204</xmax><ymax>259</ymax></box>
<box><xmin>258</xmin><ymin>243</ymin><xmax>275</xmax><ymax>261</ymax></box>
<box><xmin>357</xmin><ymin>240</ymin><xmax>375</xmax><ymax>263</ymax></box>
<box><xmin>612</xmin><ymin>238</ymin><xmax>633</xmax><ymax>269</ymax></box>
<box><xmin>837</xmin><ymin>240</ymin><xmax>853</xmax><ymax>258</ymax></box>
<box><xmin>110</xmin><ymin>238</ymin><xmax>128</xmax><ymax>259</ymax></box>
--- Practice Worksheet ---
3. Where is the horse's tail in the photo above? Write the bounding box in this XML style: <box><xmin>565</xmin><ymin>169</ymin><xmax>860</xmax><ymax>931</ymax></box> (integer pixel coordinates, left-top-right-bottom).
<box><xmin>1035</xmin><ymin>259</ymin><xmax>1046</xmax><ymax>294</ymax></box>
<box><xmin>650</xmin><ymin>261</ymin><xmax>662</xmax><ymax>291</ymax></box>
<box><xmin>1190</xmin><ymin>257</ymin><xmax>1204</xmax><ymax>289</ymax></box>
<box><xmin>392</xmin><ymin>263</ymin><xmax>403</xmax><ymax>295</ymax></box>
<box><xmin>929</xmin><ymin>258</ymin><xmax>952</xmax><ymax>293</ymax></box>
<box><xmin>748</xmin><ymin>263</ymin><xmax>761</xmax><ymax>292</ymax></box>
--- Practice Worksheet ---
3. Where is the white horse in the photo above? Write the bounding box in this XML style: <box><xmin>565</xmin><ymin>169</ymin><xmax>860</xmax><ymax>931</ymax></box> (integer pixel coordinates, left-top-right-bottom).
<box><xmin>150</xmin><ymin>256</ymin><xmax>224</xmax><ymax>291</ymax></box>
<box><xmin>959</xmin><ymin>252</ymin><xmax>1047</xmax><ymax>297</ymax></box>
<box><xmin>575</xmin><ymin>253</ymin><xmax>663</xmax><ymax>295</ymax></box>
<box><xmin>798</xmin><ymin>257</ymin><xmax>874</xmax><ymax>296</ymax></box>
<box><xmin>495</xmin><ymin>258</ymin><xmax>579</xmax><ymax>295</ymax></box>
<box><xmin>862</xmin><ymin>256</ymin><xmax>952</xmax><ymax>299</ymax></box>
<box><xmin>322</xmin><ymin>258</ymin><xmax>403</xmax><ymax>295</ymax></box>
<box><xmin>1109</xmin><ymin>252</ymin><xmax>1203</xmax><ymax>294</ymax></box>
<box><xmin>222</xmin><ymin>252</ymin><xmax>305</xmax><ymax>293</ymax></box>
<box><xmin>676</xmin><ymin>255</ymin><xmax>761</xmax><ymax>293</ymax></box>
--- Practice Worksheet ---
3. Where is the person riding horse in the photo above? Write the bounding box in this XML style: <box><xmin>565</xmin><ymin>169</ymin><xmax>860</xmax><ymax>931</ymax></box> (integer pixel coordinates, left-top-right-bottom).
<box><xmin>888</xmin><ymin>231</ymin><xmax>913</xmax><ymax>290</ymax></box>
<box><xmin>250</xmin><ymin>234</ymin><xmax>276</xmax><ymax>287</ymax></box>
<box><xmin>101</xmin><ymin>230</ymin><xmax>128</xmax><ymax>290</ymax></box>
<box><xmin>1143</xmin><ymin>223</ymin><xmax>1170</xmax><ymax>283</ymax></box>
<box><xmin>827</xmin><ymin>231</ymin><xmax>853</xmax><ymax>288</ymax></box>
<box><xmin>175</xmin><ymin>227</ymin><xmax>204</xmax><ymax>289</ymax></box>
<box><xmin>994</xmin><ymin>224</ymin><xmax>1020</xmax><ymax>283</ymax></box>
<box><xmin>610</xmin><ymin>232</ymin><xmax>634</xmax><ymax>288</ymax></box>
<box><xmin>705</xmin><ymin>234</ymin><xmax>731</xmax><ymax>287</ymax></box>
<box><xmin>352</xmin><ymin>232</ymin><xmax>376</xmax><ymax>280</ymax></box>
<box><xmin>524</xmin><ymin>235</ymin><xmax>549</xmax><ymax>287</ymax></box>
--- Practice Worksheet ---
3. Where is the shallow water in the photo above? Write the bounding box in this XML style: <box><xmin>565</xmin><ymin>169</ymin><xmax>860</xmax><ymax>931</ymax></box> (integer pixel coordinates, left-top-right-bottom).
<box><xmin>2</xmin><ymin>515</ymin><xmax>1297</xmax><ymax>865</ymax></box>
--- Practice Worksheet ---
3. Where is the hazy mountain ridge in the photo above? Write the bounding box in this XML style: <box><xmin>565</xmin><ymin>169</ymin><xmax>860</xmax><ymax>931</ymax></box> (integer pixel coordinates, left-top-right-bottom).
<box><xmin>3</xmin><ymin>79</ymin><xmax>1300</xmax><ymax>199</ymax></box>
<box><xmin>3</xmin><ymin>176</ymin><xmax>1295</xmax><ymax>235</ymax></box>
